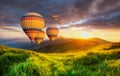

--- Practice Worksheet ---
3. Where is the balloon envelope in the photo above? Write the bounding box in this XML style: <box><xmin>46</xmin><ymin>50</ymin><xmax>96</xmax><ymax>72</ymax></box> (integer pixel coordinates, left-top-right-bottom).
<box><xmin>35</xmin><ymin>30</ymin><xmax>45</xmax><ymax>44</ymax></box>
<box><xmin>21</xmin><ymin>12</ymin><xmax>44</xmax><ymax>41</ymax></box>
<box><xmin>46</xmin><ymin>28</ymin><xmax>59</xmax><ymax>41</ymax></box>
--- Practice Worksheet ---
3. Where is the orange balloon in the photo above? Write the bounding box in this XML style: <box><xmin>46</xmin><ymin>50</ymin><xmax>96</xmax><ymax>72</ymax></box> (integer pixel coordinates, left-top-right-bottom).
<box><xmin>35</xmin><ymin>31</ymin><xmax>45</xmax><ymax>44</ymax></box>
<box><xmin>46</xmin><ymin>27</ymin><xmax>59</xmax><ymax>41</ymax></box>
<box><xmin>21</xmin><ymin>12</ymin><xmax>45</xmax><ymax>41</ymax></box>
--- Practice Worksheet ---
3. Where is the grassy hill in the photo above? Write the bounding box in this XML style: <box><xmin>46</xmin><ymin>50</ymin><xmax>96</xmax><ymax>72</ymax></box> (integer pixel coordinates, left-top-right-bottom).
<box><xmin>0</xmin><ymin>41</ymin><xmax>120</xmax><ymax>76</ymax></box>
<box><xmin>35</xmin><ymin>37</ymin><xmax>110</xmax><ymax>53</ymax></box>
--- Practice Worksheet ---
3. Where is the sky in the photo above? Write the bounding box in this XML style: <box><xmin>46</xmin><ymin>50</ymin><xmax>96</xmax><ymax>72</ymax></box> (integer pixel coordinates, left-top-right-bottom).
<box><xmin>0</xmin><ymin>0</ymin><xmax>120</xmax><ymax>47</ymax></box>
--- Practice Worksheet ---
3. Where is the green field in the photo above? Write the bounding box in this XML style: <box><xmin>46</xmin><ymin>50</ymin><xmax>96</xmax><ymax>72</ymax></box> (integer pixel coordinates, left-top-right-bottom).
<box><xmin>0</xmin><ymin>40</ymin><xmax>120</xmax><ymax>76</ymax></box>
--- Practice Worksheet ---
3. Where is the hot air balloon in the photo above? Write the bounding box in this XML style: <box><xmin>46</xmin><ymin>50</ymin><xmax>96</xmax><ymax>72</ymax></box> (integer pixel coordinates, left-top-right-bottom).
<box><xmin>46</xmin><ymin>27</ymin><xmax>59</xmax><ymax>41</ymax></box>
<box><xmin>35</xmin><ymin>30</ymin><xmax>45</xmax><ymax>44</ymax></box>
<box><xmin>21</xmin><ymin>12</ymin><xmax>45</xmax><ymax>42</ymax></box>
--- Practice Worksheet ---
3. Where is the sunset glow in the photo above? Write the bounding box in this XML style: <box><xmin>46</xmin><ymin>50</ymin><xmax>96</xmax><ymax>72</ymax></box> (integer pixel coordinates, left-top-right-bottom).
<box><xmin>59</xmin><ymin>28</ymin><xmax>120</xmax><ymax>42</ymax></box>
<box><xmin>80</xmin><ymin>32</ymin><xmax>92</xmax><ymax>39</ymax></box>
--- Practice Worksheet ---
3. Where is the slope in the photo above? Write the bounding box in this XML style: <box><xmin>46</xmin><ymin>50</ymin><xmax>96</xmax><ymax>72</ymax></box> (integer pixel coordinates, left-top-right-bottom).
<box><xmin>35</xmin><ymin>37</ymin><xmax>110</xmax><ymax>53</ymax></box>
<box><xmin>0</xmin><ymin>43</ymin><xmax>120</xmax><ymax>76</ymax></box>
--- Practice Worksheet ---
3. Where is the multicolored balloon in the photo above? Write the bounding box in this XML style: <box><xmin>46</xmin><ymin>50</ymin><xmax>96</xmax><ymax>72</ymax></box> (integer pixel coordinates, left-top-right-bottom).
<box><xmin>46</xmin><ymin>27</ymin><xmax>59</xmax><ymax>41</ymax></box>
<box><xmin>21</xmin><ymin>12</ymin><xmax>45</xmax><ymax>41</ymax></box>
<box><xmin>35</xmin><ymin>30</ymin><xmax>45</xmax><ymax>44</ymax></box>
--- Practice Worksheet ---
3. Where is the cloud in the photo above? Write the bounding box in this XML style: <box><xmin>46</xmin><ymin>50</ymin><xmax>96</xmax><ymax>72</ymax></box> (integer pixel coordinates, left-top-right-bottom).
<box><xmin>0</xmin><ymin>0</ymin><xmax>120</xmax><ymax>29</ymax></box>
<box><xmin>97</xmin><ymin>0</ymin><xmax>120</xmax><ymax>11</ymax></box>
<box><xmin>0</xmin><ymin>25</ymin><xmax>21</xmax><ymax>32</ymax></box>
<box><xmin>56</xmin><ymin>11</ymin><xmax>120</xmax><ymax>29</ymax></box>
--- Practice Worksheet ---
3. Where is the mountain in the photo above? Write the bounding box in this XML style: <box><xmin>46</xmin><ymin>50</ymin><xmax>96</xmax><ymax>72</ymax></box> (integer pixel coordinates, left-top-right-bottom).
<box><xmin>34</xmin><ymin>37</ymin><xmax>110</xmax><ymax>53</ymax></box>
<box><xmin>0</xmin><ymin>38</ymin><xmax>35</xmax><ymax>49</ymax></box>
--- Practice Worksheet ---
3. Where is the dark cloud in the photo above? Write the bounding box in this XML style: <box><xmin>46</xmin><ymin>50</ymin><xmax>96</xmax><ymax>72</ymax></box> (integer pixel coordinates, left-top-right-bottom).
<box><xmin>73</xmin><ymin>12</ymin><xmax>120</xmax><ymax>29</ymax></box>
<box><xmin>73</xmin><ymin>0</ymin><xmax>95</xmax><ymax>17</ymax></box>
<box><xmin>0</xmin><ymin>0</ymin><xmax>120</xmax><ymax>29</ymax></box>
<box><xmin>98</xmin><ymin>0</ymin><xmax>120</xmax><ymax>11</ymax></box>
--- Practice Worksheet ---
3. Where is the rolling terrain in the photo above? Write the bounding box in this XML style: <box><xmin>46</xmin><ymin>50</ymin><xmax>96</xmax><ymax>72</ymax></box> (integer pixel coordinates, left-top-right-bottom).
<box><xmin>0</xmin><ymin>38</ymin><xmax>120</xmax><ymax>76</ymax></box>
<box><xmin>35</xmin><ymin>37</ymin><xmax>110</xmax><ymax>53</ymax></box>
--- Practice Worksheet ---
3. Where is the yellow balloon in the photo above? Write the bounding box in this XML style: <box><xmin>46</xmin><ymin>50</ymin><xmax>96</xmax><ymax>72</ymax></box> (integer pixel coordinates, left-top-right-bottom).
<box><xmin>35</xmin><ymin>31</ymin><xmax>45</xmax><ymax>44</ymax></box>
<box><xmin>46</xmin><ymin>27</ymin><xmax>59</xmax><ymax>41</ymax></box>
<box><xmin>21</xmin><ymin>12</ymin><xmax>45</xmax><ymax>41</ymax></box>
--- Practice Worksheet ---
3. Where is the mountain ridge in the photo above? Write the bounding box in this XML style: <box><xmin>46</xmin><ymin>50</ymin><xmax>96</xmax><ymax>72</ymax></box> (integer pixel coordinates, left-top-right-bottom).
<box><xmin>35</xmin><ymin>37</ymin><xmax>111</xmax><ymax>53</ymax></box>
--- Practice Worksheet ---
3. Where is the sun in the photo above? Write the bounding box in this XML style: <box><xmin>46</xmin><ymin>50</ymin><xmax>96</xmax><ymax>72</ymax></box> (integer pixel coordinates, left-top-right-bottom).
<box><xmin>80</xmin><ymin>32</ymin><xmax>91</xmax><ymax>39</ymax></box>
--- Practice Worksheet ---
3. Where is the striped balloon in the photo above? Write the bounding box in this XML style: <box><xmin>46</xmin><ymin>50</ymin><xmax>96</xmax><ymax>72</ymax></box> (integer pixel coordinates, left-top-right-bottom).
<box><xmin>35</xmin><ymin>30</ymin><xmax>45</xmax><ymax>44</ymax></box>
<box><xmin>46</xmin><ymin>27</ymin><xmax>59</xmax><ymax>41</ymax></box>
<box><xmin>21</xmin><ymin>12</ymin><xmax>44</xmax><ymax>41</ymax></box>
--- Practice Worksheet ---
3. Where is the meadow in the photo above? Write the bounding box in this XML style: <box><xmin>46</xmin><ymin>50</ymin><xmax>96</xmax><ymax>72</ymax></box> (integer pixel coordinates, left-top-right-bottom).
<box><xmin>0</xmin><ymin>41</ymin><xmax>120</xmax><ymax>76</ymax></box>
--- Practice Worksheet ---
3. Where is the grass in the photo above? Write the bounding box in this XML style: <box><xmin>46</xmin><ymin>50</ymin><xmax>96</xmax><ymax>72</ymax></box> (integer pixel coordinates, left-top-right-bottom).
<box><xmin>0</xmin><ymin>43</ymin><xmax>120</xmax><ymax>76</ymax></box>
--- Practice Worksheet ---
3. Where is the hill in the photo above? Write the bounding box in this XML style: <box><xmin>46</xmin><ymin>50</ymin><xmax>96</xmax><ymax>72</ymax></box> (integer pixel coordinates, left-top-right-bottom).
<box><xmin>0</xmin><ymin>43</ymin><xmax>120</xmax><ymax>76</ymax></box>
<box><xmin>0</xmin><ymin>38</ymin><xmax>35</xmax><ymax>49</ymax></box>
<box><xmin>35</xmin><ymin>37</ymin><xmax>110</xmax><ymax>53</ymax></box>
